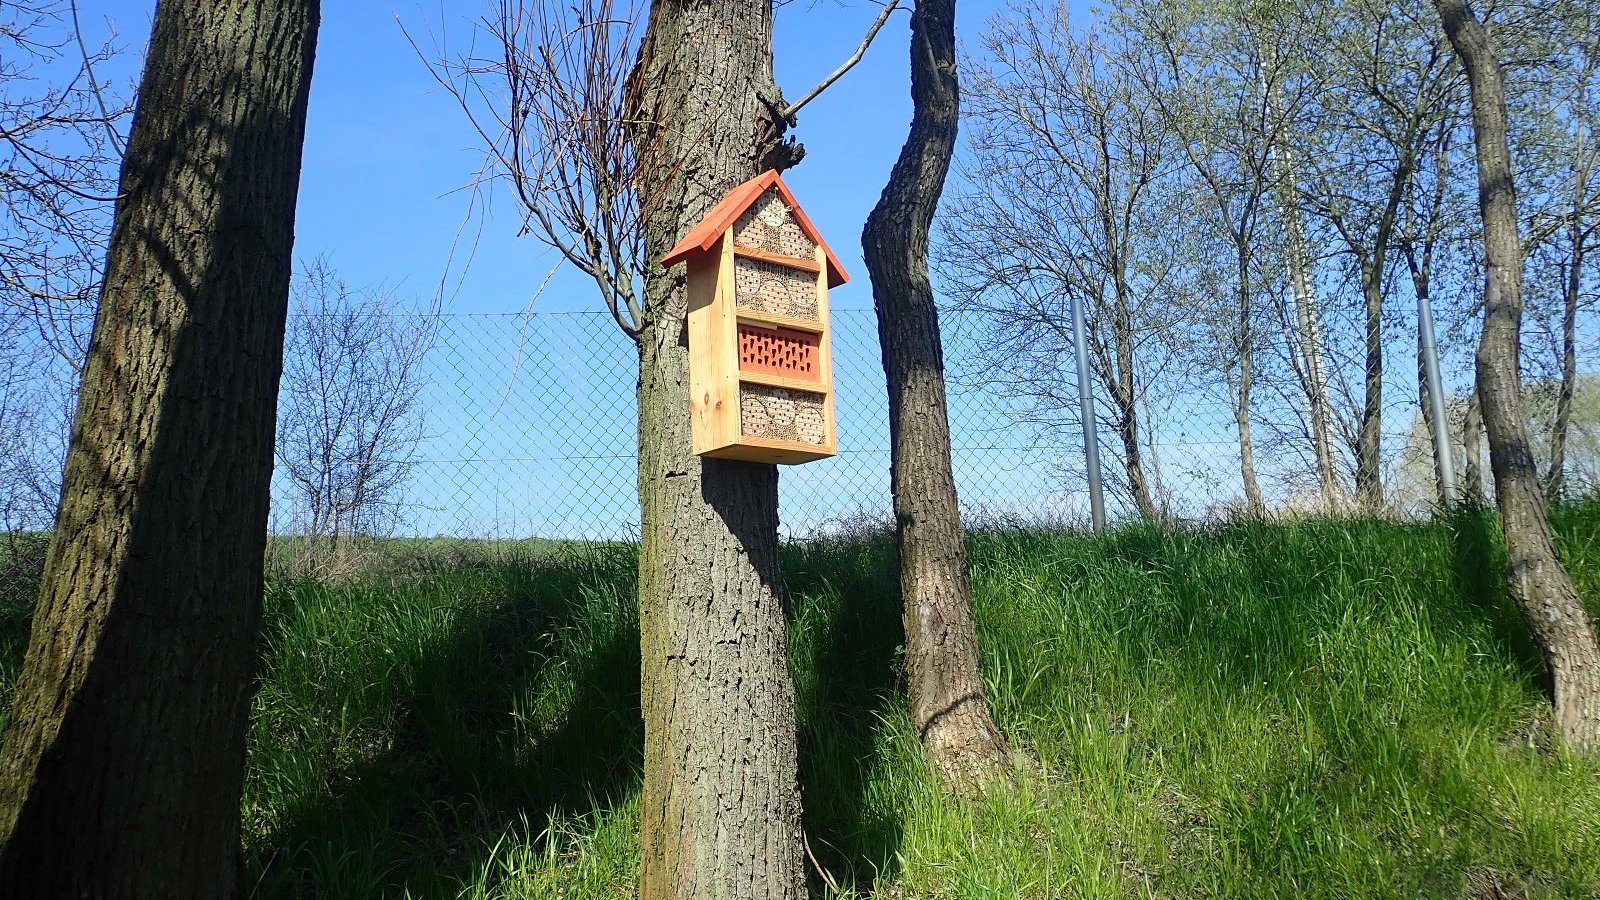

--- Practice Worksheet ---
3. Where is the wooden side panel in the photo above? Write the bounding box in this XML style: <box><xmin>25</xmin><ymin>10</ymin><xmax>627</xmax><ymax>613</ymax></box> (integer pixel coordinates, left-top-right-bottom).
<box><xmin>814</xmin><ymin>244</ymin><xmax>837</xmax><ymax>455</ymax></box>
<box><xmin>688</xmin><ymin>231</ymin><xmax>741</xmax><ymax>455</ymax></box>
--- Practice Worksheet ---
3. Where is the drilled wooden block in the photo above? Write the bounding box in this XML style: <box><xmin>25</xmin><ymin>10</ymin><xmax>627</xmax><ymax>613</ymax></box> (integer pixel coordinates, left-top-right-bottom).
<box><xmin>740</xmin><ymin>383</ymin><xmax>827</xmax><ymax>445</ymax></box>
<box><xmin>738</xmin><ymin>324</ymin><xmax>820</xmax><ymax>381</ymax></box>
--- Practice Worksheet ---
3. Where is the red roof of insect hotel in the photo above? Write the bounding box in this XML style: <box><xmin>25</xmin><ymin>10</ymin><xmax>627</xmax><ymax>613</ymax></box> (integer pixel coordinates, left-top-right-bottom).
<box><xmin>661</xmin><ymin>170</ymin><xmax>850</xmax><ymax>288</ymax></box>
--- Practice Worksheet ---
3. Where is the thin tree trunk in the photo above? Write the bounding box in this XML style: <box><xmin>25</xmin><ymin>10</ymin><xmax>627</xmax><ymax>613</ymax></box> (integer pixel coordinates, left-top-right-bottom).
<box><xmin>1235</xmin><ymin>255</ymin><xmax>1264</xmax><ymax>512</ymax></box>
<box><xmin>626</xmin><ymin>0</ymin><xmax>806</xmax><ymax>894</ymax></box>
<box><xmin>1435</xmin><ymin>0</ymin><xmax>1600</xmax><ymax>751</ymax></box>
<box><xmin>1267</xmin><ymin>80</ymin><xmax>1340</xmax><ymax>509</ymax></box>
<box><xmin>1418</xmin><ymin>316</ymin><xmax>1448</xmax><ymax>503</ymax></box>
<box><xmin>862</xmin><ymin>0</ymin><xmax>1011</xmax><ymax>791</ymax></box>
<box><xmin>1356</xmin><ymin>261</ymin><xmax>1386</xmax><ymax>508</ymax></box>
<box><xmin>1406</xmin><ymin>127</ymin><xmax>1455</xmax><ymax>508</ymax></box>
<box><xmin>1101</xmin><ymin>304</ymin><xmax>1160</xmax><ymax>521</ymax></box>
<box><xmin>0</xmin><ymin>1</ymin><xmax>319</xmax><ymax>895</ymax></box>
<box><xmin>1111</xmin><ymin>376</ymin><xmax>1160</xmax><ymax>521</ymax></box>
<box><xmin>1463</xmin><ymin>389</ymin><xmax>1485</xmax><ymax>502</ymax></box>
<box><xmin>1545</xmin><ymin>217</ymin><xmax>1584</xmax><ymax>502</ymax></box>
<box><xmin>1409</xmin><ymin>256</ymin><xmax>1450</xmax><ymax>505</ymax></box>
<box><xmin>1345</xmin><ymin>147</ymin><xmax>1417</xmax><ymax>512</ymax></box>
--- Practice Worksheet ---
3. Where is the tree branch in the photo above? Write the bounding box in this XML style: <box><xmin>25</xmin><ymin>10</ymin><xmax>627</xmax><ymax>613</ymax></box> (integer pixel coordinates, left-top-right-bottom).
<box><xmin>779</xmin><ymin>0</ymin><xmax>902</xmax><ymax>120</ymax></box>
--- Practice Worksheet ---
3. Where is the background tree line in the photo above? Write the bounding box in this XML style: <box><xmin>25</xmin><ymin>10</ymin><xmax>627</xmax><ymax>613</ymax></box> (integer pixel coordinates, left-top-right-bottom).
<box><xmin>939</xmin><ymin>0</ymin><xmax>1599</xmax><ymax>516</ymax></box>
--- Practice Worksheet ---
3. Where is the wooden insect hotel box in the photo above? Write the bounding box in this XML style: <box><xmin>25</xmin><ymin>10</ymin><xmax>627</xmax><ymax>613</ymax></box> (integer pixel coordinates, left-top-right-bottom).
<box><xmin>663</xmin><ymin>170</ymin><xmax>848</xmax><ymax>464</ymax></box>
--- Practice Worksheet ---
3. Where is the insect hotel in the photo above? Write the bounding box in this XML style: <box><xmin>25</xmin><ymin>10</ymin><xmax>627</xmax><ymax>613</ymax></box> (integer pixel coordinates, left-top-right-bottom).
<box><xmin>663</xmin><ymin>170</ymin><xmax>848</xmax><ymax>464</ymax></box>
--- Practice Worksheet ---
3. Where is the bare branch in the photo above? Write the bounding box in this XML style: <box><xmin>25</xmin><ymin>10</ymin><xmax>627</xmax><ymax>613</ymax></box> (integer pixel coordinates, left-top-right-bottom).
<box><xmin>404</xmin><ymin>0</ymin><xmax>669</xmax><ymax>340</ymax></box>
<box><xmin>779</xmin><ymin>0</ymin><xmax>902</xmax><ymax>120</ymax></box>
<box><xmin>68</xmin><ymin>0</ymin><xmax>126</xmax><ymax>155</ymax></box>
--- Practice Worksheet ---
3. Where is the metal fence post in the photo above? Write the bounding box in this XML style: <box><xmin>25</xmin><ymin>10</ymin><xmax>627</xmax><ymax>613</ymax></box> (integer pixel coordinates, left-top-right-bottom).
<box><xmin>1418</xmin><ymin>291</ymin><xmax>1458</xmax><ymax>506</ymax></box>
<box><xmin>1071</xmin><ymin>291</ymin><xmax>1107</xmax><ymax>529</ymax></box>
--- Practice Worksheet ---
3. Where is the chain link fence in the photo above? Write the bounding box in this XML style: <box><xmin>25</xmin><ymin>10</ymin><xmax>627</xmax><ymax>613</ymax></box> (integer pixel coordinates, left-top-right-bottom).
<box><xmin>259</xmin><ymin>307</ymin><xmax>1502</xmax><ymax>542</ymax></box>
<box><xmin>276</xmin><ymin>308</ymin><xmax>1081</xmax><ymax>541</ymax></box>
<box><xmin>4</xmin><ymin>307</ymin><xmax>1594</xmax><ymax>566</ymax></box>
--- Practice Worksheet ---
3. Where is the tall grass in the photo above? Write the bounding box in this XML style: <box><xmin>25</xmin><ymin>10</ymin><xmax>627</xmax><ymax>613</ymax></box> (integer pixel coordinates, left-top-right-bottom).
<box><xmin>2</xmin><ymin>508</ymin><xmax>1599</xmax><ymax>897</ymax></box>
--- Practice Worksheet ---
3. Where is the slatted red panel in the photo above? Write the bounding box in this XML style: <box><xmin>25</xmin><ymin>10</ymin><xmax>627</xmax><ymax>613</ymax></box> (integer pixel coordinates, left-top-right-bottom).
<box><xmin>737</xmin><ymin>324</ymin><xmax>820</xmax><ymax>381</ymax></box>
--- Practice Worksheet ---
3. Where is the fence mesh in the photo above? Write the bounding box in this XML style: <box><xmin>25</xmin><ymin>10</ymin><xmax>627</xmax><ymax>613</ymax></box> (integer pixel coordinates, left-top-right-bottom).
<box><xmin>4</xmin><ymin>307</ymin><xmax>1593</xmax><ymax>564</ymax></box>
<box><xmin>262</xmin><ymin>308</ymin><xmax>1481</xmax><ymax>541</ymax></box>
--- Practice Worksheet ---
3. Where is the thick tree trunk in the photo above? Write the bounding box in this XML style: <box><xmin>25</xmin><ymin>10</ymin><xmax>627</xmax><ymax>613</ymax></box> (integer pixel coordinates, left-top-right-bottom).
<box><xmin>626</xmin><ymin>1</ymin><xmax>805</xmax><ymax>896</ymax></box>
<box><xmin>0</xmin><ymin>1</ymin><xmax>319</xmax><ymax>895</ymax></box>
<box><xmin>862</xmin><ymin>0</ymin><xmax>1011</xmax><ymax>791</ymax></box>
<box><xmin>1435</xmin><ymin>0</ymin><xmax>1600</xmax><ymax>751</ymax></box>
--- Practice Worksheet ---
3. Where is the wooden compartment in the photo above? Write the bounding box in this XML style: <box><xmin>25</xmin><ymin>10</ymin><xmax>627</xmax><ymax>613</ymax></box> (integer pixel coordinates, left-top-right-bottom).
<box><xmin>663</xmin><ymin>170</ymin><xmax>848</xmax><ymax>465</ymax></box>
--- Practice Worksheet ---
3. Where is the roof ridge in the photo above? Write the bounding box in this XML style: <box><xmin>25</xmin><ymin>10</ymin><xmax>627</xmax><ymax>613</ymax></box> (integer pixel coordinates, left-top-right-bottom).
<box><xmin>660</xmin><ymin>170</ymin><xmax>849</xmax><ymax>287</ymax></box>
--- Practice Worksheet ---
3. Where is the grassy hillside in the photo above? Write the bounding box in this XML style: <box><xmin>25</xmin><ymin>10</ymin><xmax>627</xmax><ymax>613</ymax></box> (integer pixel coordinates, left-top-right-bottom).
<box><xmin>3</xmin><ymin>508</ymin><xmax>1600</xmax><ymax>897</ymax></box>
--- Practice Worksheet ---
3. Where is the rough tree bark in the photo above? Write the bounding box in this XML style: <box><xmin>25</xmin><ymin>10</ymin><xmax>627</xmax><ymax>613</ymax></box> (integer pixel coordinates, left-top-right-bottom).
<box><xmin>1433</xmin><ymin>0</ymin><xmax>1600</xmax><ymax>750</ymax></box>
<box><xmin>625</xmin><ymin>0</ymin><xmax>807</xmax><ymax>895</ymax></box>
<box><xmin>862</xmin><ymin>0</ymin><xmax>1011</xmax><ymax>789</ymax></box>
<box><xmin>0</xmin><ymin>0</ymin><xmax>320</xmax><ymax>895</ymax></box>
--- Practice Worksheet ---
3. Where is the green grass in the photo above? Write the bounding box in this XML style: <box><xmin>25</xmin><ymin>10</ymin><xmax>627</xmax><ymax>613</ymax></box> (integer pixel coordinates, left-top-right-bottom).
<box><xmin>3</xmin><ymin>508</ymin><xmax>1600</xmax><ymax>897</ymax></box>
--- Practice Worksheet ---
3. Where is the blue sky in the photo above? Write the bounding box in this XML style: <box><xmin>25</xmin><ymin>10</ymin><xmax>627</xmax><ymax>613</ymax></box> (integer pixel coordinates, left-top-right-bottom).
<box><xmin>72</xmin><ymin>0</ymin><xmax>1436</xmax><ymax>536</ymax></box>
<box><xmin>71</xmin><ymin>1</ymin><xmax>1110</xmax><ymax>538</ymax></box>
<box><xmin>83</xmin><ymin>0</ymin><xmax>1048</xmax><ymax>315</ymax></box>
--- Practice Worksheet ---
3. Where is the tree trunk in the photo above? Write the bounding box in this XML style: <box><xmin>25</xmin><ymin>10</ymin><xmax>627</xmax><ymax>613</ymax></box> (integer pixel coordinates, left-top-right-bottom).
<box><xmin>1111</xmin><ymin>378</ymin><xmax>1160</xmax><ymax>521</ymax></box>
<box><xmin>0</xmin><ymin>0</ymin><xmax>319</xmax><ymax>895</ymax></box>
<box><xmin>1435</xmin><ymin>0</ymin><xmax>1600</xmax><ymax>751</ymax></box>
<box><xmin>1234</xmin><ymin>255</ymin><xmax>1264</xmax><ymax>512</ymax></box>
<box><xmin>862</xmin><ymin>0</ymin><xmax>1011</xmax><ymax>791</ymax></box>
<box><xmin>1100</xmin><ymin>305</ymin><xmax>1160</xmax><ymax>521</ymax></box>
<box><xmin>1545</xmin><ymin>214</ymin><xmax>1584</xmax><ymax>502</ymax></box>
<box><xmin>1409</xmin><ymin>258</ymin><xmax>1450</xmax><ymax>506</ymax></box>
<box><xmin>1356</xmin><ymin>260</ymin><xmax>1386</xmax><ymax>508</ymax></box>
<box><xmin>1418</xmin><ymin>319</ymin><xmax>1449</xmax><ymax>504</ymax></box>
<box><xmin>626</xmin><ymin>0</ymin><xmax>806</xmax><ymax>895</ymax></box>
<box><xmin>1463</xmin><ymin>389</ymin><xmax>1485</xmax><ymax>502</ymax></box>
<box><xmin>1274</xmin><ymin>123</ymin><xmax>1340</xmax><ymax>509</ymax></box>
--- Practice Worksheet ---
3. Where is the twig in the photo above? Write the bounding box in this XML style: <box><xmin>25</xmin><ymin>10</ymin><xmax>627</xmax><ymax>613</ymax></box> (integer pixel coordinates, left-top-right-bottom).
<box><xmin>780</xmin><ymin>0</ymin><xmax>902</xmax><ymax>120</ymax></box>
<box><xmin>69</xmin><ymin>0</ymin><xmax>125</xmax><ymax>155</ymax></box>
<box><xmin>803</xmin><ymin>831</ymin><xmax>843</xmax><ymax>896</ymax></box>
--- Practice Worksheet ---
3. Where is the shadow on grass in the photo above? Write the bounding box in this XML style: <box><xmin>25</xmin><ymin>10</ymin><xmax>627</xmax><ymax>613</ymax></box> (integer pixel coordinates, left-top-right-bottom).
<box><xmin>784</xmin><ymin>534</ymin><xmax>909</xmax><ymax>896</ymax></box>
<box><xmin>246</xmin><ymin>535</ymin><xmax>917</xmax><ymax>897</ymax></box>
<box><xmin>1084</xmin><ymin>512</ymin><xmax>1549</xmax><ymax>695</ymax></box>
<box><xmin>247</xmin><ymin>547</ymin><xmax>643</xmax><ymax>897</ymax></box>
<box><xmin>1445</xmin><ymin>505</ymin><xmax>1549</xmax><ymax>696</ymax></box>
